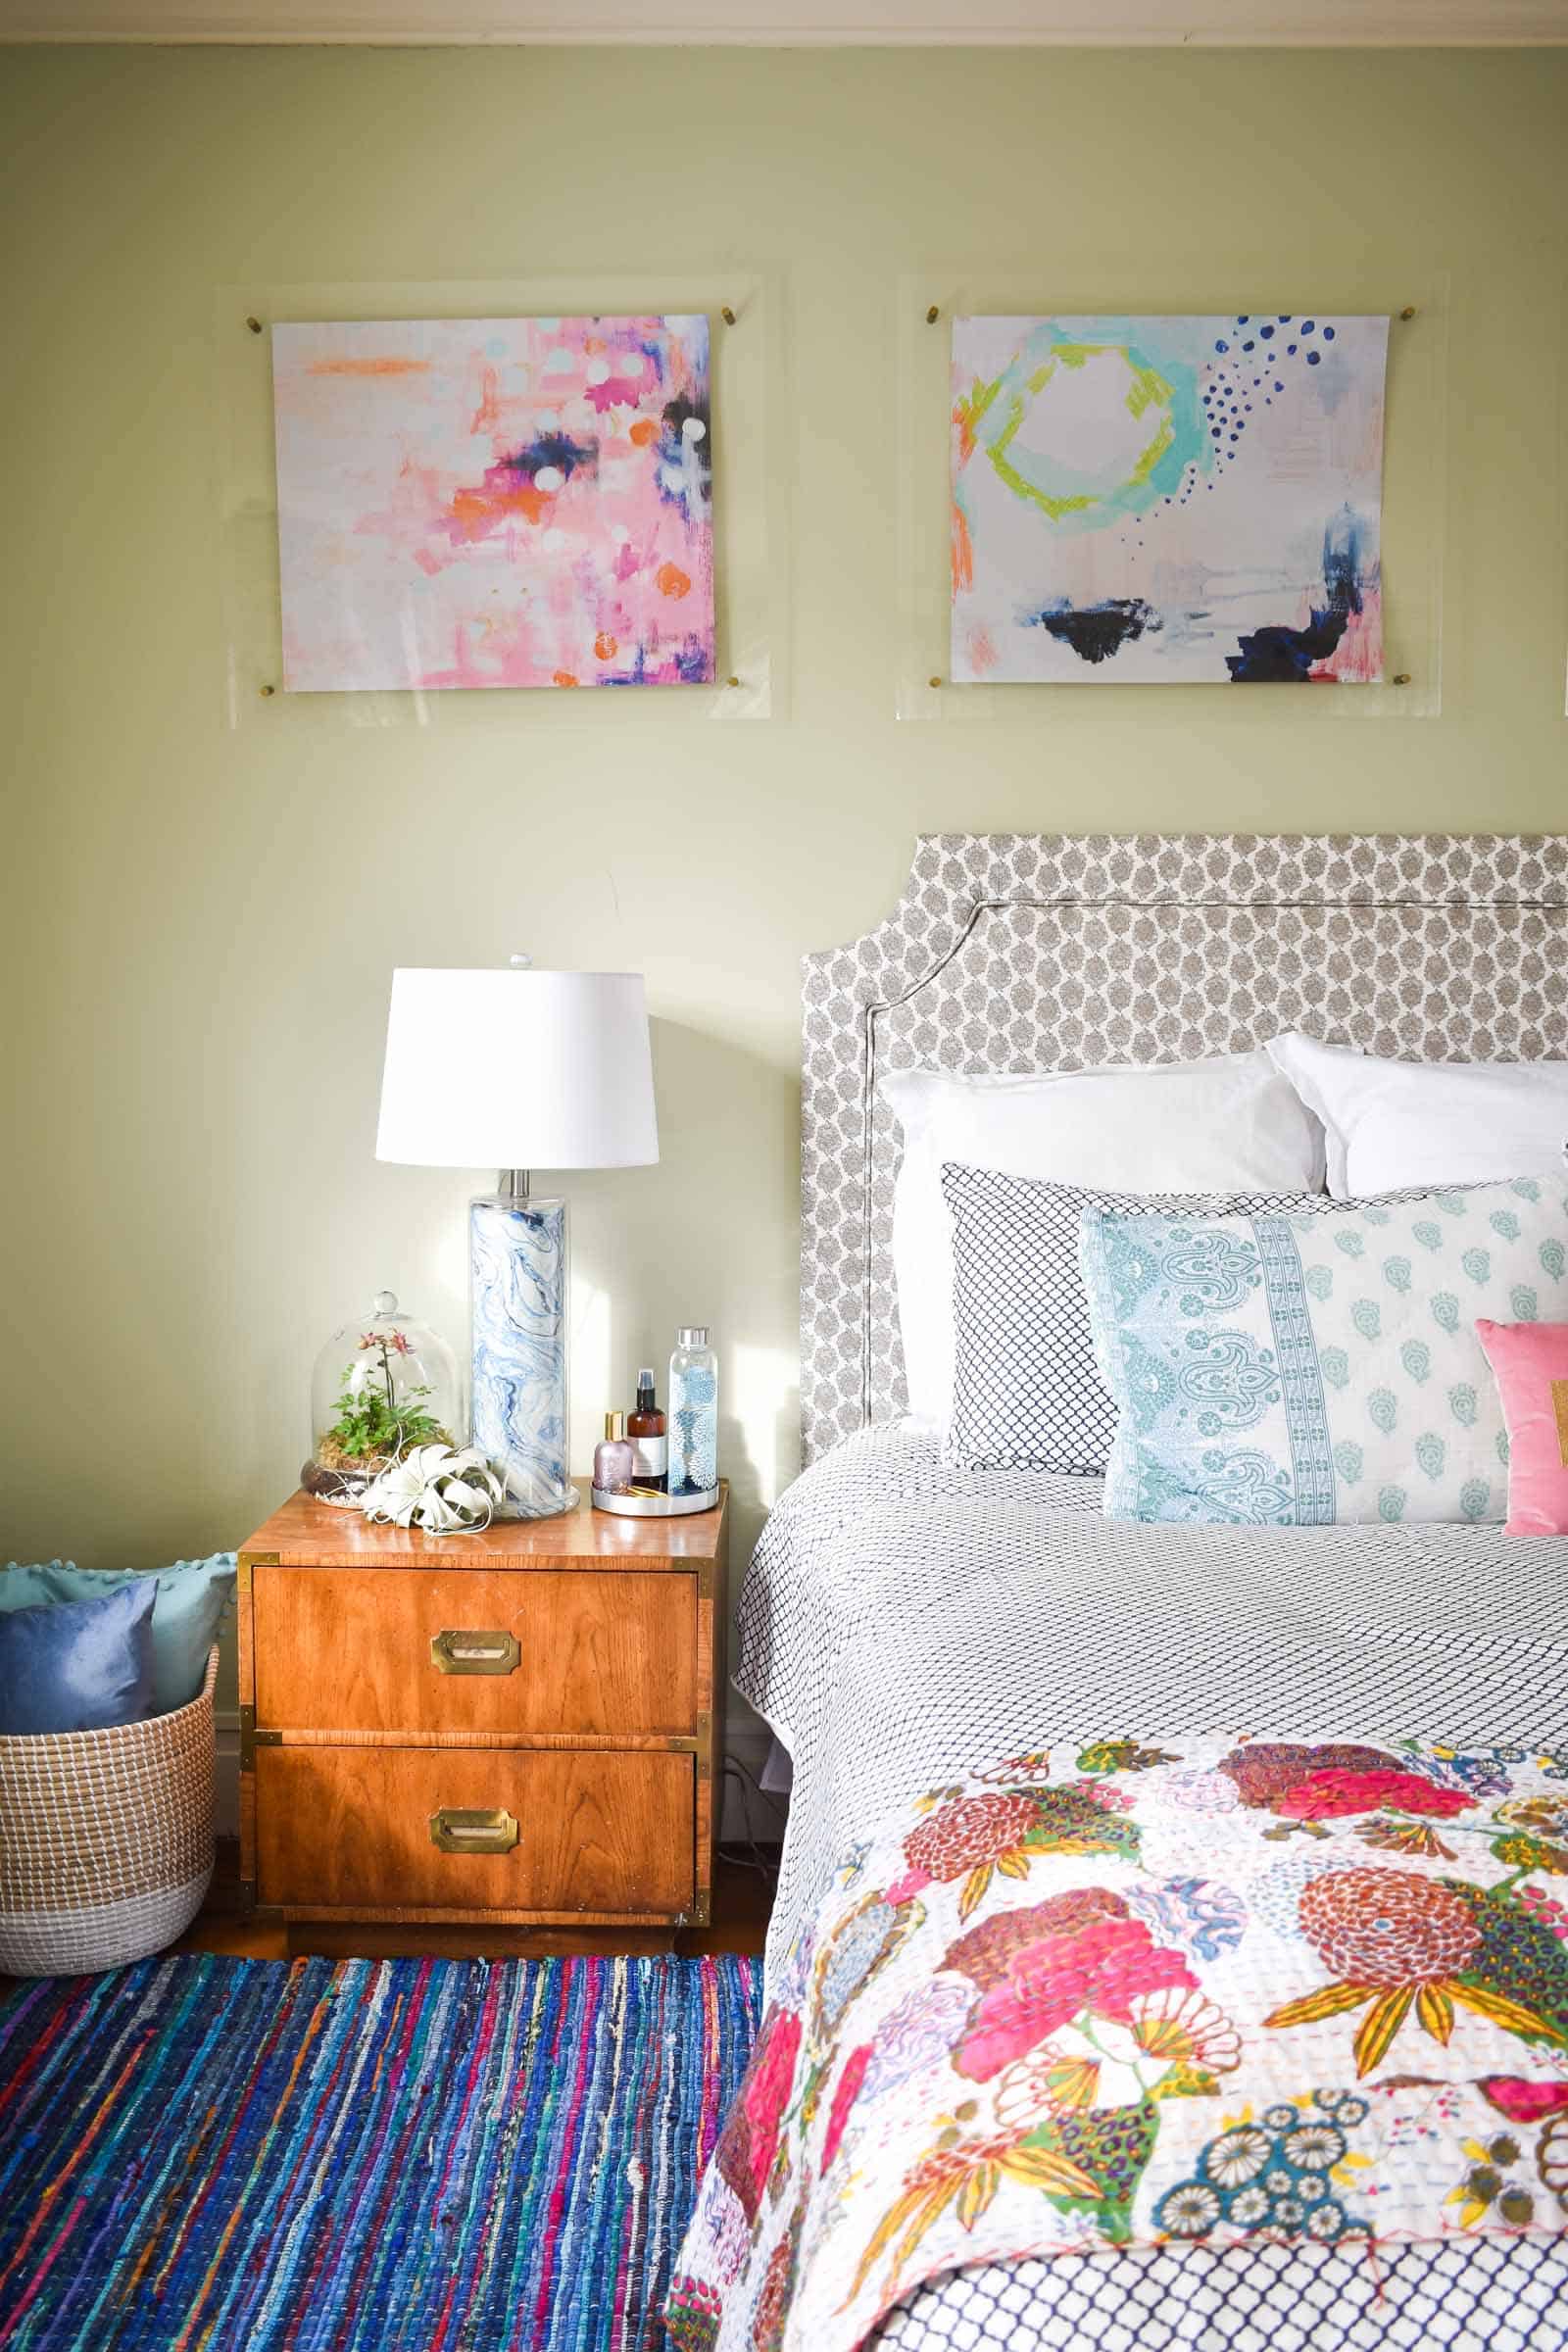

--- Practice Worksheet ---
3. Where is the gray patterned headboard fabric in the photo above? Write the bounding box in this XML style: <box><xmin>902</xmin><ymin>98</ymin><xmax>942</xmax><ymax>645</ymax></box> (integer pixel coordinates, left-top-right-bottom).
<box><xmin>801</xmin><ymin>833</ymin><xmax>1568</xmax><ymax>1464</ymax></box>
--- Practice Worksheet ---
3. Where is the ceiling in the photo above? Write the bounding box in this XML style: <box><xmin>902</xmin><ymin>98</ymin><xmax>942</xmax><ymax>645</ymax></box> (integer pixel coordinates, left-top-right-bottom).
<box><xmin>4</xmin><ymin>0</ymin><xmax>1567</xmax><ymax>41</ymax></box>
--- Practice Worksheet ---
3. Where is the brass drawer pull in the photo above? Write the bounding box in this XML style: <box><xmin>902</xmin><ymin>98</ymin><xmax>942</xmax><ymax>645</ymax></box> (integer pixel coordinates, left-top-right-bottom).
<box><xmin>429</xmin><ymin>1806</ymin><xmax>519</xmax><ymax>1854</ymax></box>
<box><xmin>430</xmin><ymin>1629</ymin><xmax>520</xmax><ymax>1676</ymax></box>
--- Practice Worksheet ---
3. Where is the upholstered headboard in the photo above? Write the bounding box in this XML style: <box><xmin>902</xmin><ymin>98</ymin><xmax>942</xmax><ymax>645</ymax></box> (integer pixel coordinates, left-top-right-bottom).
<box><xmin>800</xmin><ymin>833</ymin><xmax>1568</xmax><ymax>1463</ymax></box>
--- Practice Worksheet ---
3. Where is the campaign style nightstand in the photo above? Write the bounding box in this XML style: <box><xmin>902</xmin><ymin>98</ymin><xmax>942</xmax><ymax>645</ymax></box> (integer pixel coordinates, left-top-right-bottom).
<box><xmin>235</xmin><ymin>1485</ymin><xmax>726</xmax><ymax>1934</ymax></box>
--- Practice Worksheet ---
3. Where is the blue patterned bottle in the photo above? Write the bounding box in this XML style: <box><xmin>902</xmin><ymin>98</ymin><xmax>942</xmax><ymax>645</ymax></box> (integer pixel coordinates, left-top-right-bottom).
<box><xmin>667</xmin><ymin>1326</ymin><xmax>718</xmax><ymax>1498</ymax></box>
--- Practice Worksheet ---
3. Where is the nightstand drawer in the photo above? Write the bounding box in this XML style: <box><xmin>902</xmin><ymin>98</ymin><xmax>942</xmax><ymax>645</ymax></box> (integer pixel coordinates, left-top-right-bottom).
<box><xmin>254</xmin><ymin>1745</ymin><xmax>695</xmax><ymax>1918</ymax></box>
<box><xmin>252</xmin><ymin>1567</ymin><xmax>697</xmax><ymax>1737</ymax></box>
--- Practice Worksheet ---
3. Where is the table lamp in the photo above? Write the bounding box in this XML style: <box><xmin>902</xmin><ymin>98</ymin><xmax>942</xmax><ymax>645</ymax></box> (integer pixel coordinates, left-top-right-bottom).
<box><xmin>375</xmin><ymin>961</ymin><xmax>659</xmax><ymax>1518</ymax></box>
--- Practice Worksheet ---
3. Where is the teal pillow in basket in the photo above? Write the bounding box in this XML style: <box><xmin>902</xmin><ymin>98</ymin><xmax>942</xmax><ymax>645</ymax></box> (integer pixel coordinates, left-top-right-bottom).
<box><xmin>0</xmin><ymin>1580</ymin><xmax>156</xmax><ymax>1735</ymax></box>
<box><xmin>0</xmin><ymin>1553</ymin><xmax>234</xmax><ymax>1715</ymax></box>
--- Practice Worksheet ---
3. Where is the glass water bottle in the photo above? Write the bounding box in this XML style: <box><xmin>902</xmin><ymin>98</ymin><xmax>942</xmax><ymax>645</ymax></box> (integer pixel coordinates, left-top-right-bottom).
<box><xmin>667</xmin><ymin>1327</ymin><xmax>718</xmax><ymax>1498</ymax></box>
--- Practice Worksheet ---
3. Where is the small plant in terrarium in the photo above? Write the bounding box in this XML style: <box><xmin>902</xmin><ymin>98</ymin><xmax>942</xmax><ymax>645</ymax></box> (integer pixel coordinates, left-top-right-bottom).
<box><xmin>323</xmin><ymin>1331</ymin><xmax>448</xmax><ymax>1462</ymax></box>
<box><xmin>303</xmin><ymin>1292</ymin><xmax>461</xmax><ymax>1505</ymax></box>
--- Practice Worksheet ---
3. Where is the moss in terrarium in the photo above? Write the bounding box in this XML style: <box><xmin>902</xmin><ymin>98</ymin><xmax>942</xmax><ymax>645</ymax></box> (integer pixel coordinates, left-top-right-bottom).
<box><xmin>315</xmin><ymin>1333</ymin><xmax>449</xmax><ymax>1469</ymax></box>
<box><xmin>321</xmin><ymin>1380</ymin><xmax>447</xmax><ymax>1461</ymax></box>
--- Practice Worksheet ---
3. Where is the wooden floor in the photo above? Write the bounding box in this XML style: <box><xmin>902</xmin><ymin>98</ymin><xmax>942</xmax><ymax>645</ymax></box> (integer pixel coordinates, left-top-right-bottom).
<box><xmin>173</xmin><ymin>1839</ymin><xmax>775</xmax><ymax>1963</ymax></box>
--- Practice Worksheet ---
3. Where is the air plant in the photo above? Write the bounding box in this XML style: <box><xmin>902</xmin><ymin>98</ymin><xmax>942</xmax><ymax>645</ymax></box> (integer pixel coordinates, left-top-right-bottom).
<box><xmin>359</xmin><ymin>1444</ymin><xmax>507</xmax><ymax>1535</ymax></box>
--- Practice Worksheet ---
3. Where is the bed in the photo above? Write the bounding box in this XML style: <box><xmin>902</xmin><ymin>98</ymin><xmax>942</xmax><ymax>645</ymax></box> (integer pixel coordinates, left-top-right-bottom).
<box><xmin>678</xmin><ymin>835</ymin><xmax>1568</xmax><ymax>2352</ymax></box>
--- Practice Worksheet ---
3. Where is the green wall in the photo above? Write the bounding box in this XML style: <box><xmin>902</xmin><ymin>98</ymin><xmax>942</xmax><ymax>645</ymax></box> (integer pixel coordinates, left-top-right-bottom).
<box><xmin>2</xmin><ymin>46</ymin><xmax>1565</xmax><ymax>1641</ymax></box>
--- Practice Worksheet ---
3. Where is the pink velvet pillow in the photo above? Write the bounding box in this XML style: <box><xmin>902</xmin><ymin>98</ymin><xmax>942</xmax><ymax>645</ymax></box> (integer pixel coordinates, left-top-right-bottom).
<box><xmin>1477</xmin><ymin>1318</ymin><xmax>1568</xmax><ymax>1536</ymax></box>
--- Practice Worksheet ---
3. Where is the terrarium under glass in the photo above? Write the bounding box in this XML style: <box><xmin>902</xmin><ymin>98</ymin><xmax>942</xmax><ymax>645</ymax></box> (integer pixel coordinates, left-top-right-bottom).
<box><xmin>303</xmin><ymin>1290</ymin><xmax>462</xmax><ymax>1506</ymax></box>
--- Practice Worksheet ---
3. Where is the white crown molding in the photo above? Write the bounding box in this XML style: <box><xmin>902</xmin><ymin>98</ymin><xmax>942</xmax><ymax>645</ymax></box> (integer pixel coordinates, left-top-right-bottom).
<box><xmin>4</xmin><ymin>0</ymin><xmax>1567</xmax><ymax>41</ymax></box>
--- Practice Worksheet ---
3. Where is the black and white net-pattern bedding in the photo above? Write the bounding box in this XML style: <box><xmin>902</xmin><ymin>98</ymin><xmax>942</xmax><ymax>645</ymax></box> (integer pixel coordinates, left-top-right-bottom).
<box><xmin>731</xmin><ymin>1424</ymin><xmax>1568</xmax><ymax>2350</ymax></box>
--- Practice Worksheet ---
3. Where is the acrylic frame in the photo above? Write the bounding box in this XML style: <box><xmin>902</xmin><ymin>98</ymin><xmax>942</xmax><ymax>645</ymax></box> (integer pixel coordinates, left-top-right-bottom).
<box><xmin>215</xmin><ymin>271</ymin><xmax>788</xmax><ymax>731</ymax></box>
<box><xmin>897</xmin><ymin>266</ymin><xmax>1448</xmax><ymax>723</ymax></box>
<box><xmin>1558</xmin><ymin>268</ymin><xmax>1568</xmax><ymax>720</ymax></box>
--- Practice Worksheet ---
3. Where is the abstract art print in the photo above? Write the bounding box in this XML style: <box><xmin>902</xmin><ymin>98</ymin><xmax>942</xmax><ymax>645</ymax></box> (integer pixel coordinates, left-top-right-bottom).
<box><xmin>271</xmin><ymin>314</ymin><xmax>714</xmax><ymax>692</ymax></box>
<box><xmin>951</xmin><ymin>313</ymin><xmax>1390</xmax><ymax>684</ymax></box>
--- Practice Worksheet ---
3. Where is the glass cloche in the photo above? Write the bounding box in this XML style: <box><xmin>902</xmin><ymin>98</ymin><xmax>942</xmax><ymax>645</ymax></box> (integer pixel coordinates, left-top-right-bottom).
<box><xmin>302</xmin><ymin>1290</ymin><xmax>462</xmax><ymax>1506</ymax></box>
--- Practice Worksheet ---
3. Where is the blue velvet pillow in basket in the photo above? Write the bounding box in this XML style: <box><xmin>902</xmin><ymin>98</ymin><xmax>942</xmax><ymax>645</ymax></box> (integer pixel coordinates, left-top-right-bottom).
<box><xmin>0</xmin><ymin>1580</ymin><xmax>157</xmax><ymax>1735</ymax></box>
<box><xmin>0</xmin><ymin>1553</ymin><xmax>234</xmax><ymax>1715</ymax></box>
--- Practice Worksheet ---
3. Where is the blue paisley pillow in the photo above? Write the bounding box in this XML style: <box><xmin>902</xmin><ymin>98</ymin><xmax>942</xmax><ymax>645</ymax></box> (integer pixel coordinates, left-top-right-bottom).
<box><xmin>1080</xmin><ymin>1175</ymin><xmax>1568</xmax><ymax>1527</ymax></box>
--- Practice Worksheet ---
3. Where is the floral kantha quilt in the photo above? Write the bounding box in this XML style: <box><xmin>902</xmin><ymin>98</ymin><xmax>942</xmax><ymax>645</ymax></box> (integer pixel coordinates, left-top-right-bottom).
<box><xmin>667</xmin><ymin>1735</ymin><xmax>1568</xmax><ymax>2352</ymax></box>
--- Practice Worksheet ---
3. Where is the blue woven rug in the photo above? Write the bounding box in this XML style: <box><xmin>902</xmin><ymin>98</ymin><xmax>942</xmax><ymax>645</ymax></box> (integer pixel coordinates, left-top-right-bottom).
<box><xmin>0</xmin><ymin>1950</ymin><xmax>761</xmax><ymax>2350</ymax></box>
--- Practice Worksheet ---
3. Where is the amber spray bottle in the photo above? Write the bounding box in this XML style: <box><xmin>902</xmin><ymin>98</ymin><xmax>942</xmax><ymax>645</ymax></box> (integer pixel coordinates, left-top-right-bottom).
<box><xmin>628</xmin><ymin>1366</ymin><xmax>667</xmax><ymax>1492</ymax></box>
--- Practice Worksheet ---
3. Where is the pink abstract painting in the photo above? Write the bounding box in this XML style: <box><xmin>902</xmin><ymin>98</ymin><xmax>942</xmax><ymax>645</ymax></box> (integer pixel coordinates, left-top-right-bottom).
<box><xmin>271</xmin><ymin>315</ymin><xmax>714</xmax><ymax>692</ymax></box>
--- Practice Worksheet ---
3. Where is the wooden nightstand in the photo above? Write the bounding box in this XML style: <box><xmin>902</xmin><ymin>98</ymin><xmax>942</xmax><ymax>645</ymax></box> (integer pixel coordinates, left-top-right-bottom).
<box><xmin>235</xmin><ymin>1485</ymin><xmax>726</xmax><ymax>1936</ymax></box>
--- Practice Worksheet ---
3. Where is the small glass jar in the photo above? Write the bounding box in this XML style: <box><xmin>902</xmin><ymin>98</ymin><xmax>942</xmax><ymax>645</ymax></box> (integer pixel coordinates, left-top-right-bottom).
<box><xmin>593</xmin><ymin>1410</ymin><xmax>635</xmax><ymax>1497</ymax></box>
<box><xmin>303</xmin><ymin>1290</ymin><xmax>461</xmax><ymax>1507</ymax></box>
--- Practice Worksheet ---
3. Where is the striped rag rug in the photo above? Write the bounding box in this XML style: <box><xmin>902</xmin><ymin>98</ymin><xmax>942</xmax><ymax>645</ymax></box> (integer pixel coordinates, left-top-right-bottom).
<box><xmin>0</xmin><ymin>1950</ymin><xmax>761</xmax><ymax>2351</ymax></box>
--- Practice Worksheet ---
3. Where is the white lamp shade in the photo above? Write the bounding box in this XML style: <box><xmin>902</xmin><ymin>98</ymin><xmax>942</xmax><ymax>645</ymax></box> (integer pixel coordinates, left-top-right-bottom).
<box><xmin>375</xmin><ymin>967</ymin><xmax>660</xmax><ymax>1172</ymax></box>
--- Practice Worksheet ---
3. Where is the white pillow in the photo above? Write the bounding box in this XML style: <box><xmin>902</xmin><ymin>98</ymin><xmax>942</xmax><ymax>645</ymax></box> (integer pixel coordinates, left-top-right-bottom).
<box><xmin>1266</xmin><ymin>1032</ymin><xmax>1568</xmax><ymax>1200</ymax></box>
<box><xmin>879</xmin><ymin>1052</ymin><xmax>1326</xmax><ymax>1426</ymax></box>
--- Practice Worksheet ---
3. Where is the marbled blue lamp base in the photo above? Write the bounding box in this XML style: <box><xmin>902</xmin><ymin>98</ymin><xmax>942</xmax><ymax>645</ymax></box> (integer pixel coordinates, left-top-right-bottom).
<box><xmin>469</xmin><ymin>1194</ymin><xmax>577</xmax><ymax>1518</ymax></box>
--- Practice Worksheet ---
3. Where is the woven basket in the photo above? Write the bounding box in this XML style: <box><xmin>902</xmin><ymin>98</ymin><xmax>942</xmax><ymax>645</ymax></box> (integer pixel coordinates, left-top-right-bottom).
<box><xmin>0</xmin><ymin>1646</ymin><xmax>217</xmax><ymax>1977</ymax></box>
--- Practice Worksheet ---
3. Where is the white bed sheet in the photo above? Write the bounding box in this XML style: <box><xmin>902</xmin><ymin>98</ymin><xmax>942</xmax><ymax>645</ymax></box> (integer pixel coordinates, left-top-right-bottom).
<box><xmin>733</xmin><ymin>1425</ymin><xmax>1568</xmax><ymax>2351</ymax></box>
<box><xmin>739</xmin><ymin>1425</ymin><xmax>1568</xmax><ymax>1975</ymax></box>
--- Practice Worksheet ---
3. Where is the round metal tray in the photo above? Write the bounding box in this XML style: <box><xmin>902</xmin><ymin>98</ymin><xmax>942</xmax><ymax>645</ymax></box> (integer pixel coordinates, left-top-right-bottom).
<box><xmin>591</xmin><ymin>1485</ymin><xmax>720</xmax><ymax>1518</ymax></box>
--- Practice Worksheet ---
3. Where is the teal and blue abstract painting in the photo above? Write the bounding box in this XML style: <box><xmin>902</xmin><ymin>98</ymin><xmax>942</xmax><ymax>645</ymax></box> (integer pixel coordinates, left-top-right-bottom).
<box><xmin>951</xmin><ymin>313</ymin><xmax>1389</xmax><ymax>684</ymax></box>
